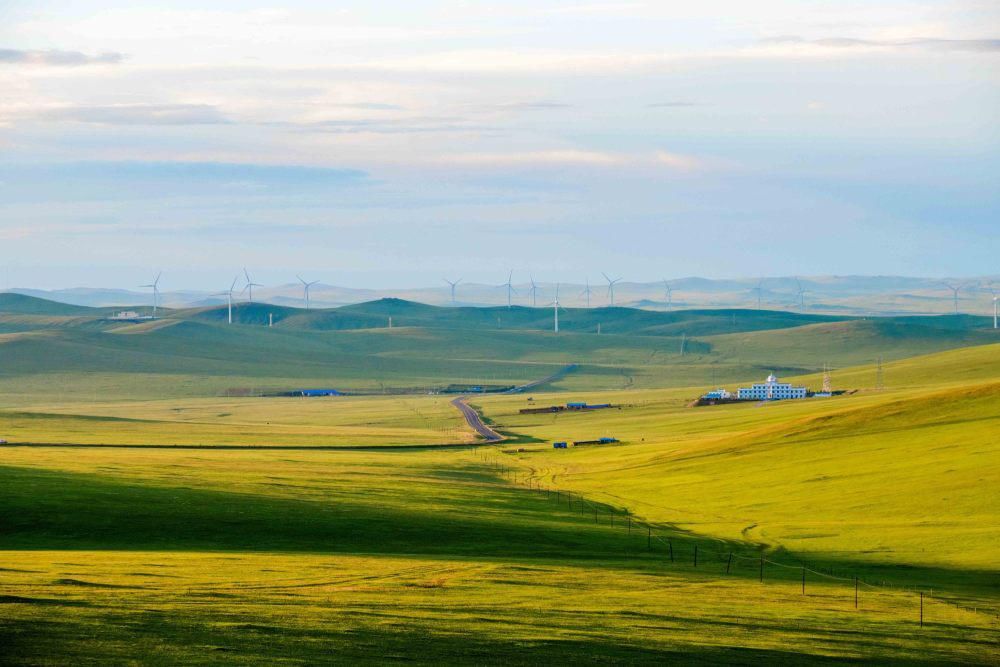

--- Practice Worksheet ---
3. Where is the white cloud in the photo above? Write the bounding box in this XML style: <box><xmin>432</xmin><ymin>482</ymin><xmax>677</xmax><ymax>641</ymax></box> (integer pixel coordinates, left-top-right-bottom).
<box><xmin>0</xmin><ymin>48</ymin><xmax>124</xmax><ymax>66</ymax></box>
<box><xmin>35</xmin><ymin>103</ymin><xmax>230</xmax><ymax>125</ymax></box>
<box><xmin>436</xmin><ymin>150</ymin><xmax>626</xmax><ymax>166</ymax></box>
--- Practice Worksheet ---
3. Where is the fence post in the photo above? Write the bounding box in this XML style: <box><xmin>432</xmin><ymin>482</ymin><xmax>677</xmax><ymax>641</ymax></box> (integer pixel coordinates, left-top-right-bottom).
<box><xmin>920</xmin><ymin>592</ymin><xmax>924</xmax><ymax>627</ymax></box>
<box><xmin>726</xmin><ymin>552</ymin><xmax>732</xmax><ymax>574</ymax></box>
<box><xmin>855</xmin><ymin>576</ymin><xmax>858</xmax><ymax>609</ymax></box>
<box><xmin>694</xmin><ymin>545</ymin><xmax>698</xmax><ymax>567</ymax></box>
<box><xmin>759</xmin><ymin>556</ymin><xmax>764</xmax><ymax>583</ymax></box>
<box><xmin>801</xmin><ymin>567</ymin><xmax>805</xmax><ymax>594</ymax></box>
<box><xmin>647</xmin><ymin>526</ymin><xmax>651</xmax><ymax>551</ymax></box>
<box><xmin>669</xmin><ymin>540</ymin><xmax>674</xmax><ymax>563</ymax></box>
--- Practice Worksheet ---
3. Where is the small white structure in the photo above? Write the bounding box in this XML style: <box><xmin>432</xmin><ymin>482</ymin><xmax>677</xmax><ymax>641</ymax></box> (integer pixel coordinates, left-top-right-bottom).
<box><xmin>737</xmin><ymin>373</ymin><xmax>806</xmax><ymax>401</ymax></box>
<box><xmin>702</xmin><ymin>388</ymin><xmax>732</xmax><ymax>400</ymax></box>
<box><xmin>110</xmin><ymin>310</ymin><xmax>141</xmax><ymax>320</ymax></box>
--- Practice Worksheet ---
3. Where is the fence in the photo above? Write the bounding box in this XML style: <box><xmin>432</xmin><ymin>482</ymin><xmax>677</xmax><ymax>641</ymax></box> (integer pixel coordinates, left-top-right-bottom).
<box><xmin>476</xmin><ymin>450</ymin><xmax>1000</xmax><ymax>632</ymax></box>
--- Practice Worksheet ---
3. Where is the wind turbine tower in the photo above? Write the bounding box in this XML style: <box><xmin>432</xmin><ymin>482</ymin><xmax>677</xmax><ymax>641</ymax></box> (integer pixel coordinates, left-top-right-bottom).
<box><xmin>602</xmin><ymin>273</ymin><xmax>622</xmax><ymax>306</ymax></box>
<box><xmin>528</xmin><ymin>276</ymin><xmax>539</xmax><ymax>307</ymax></box>
<box><xmin>550</xmin><ymin>283</ymin><xmax>563</xmax><ymax>333</ymax></box>
<box><xmin>443</xmin><ymin>278</ymin><xmax>461</xmax><ymax>304</ymax></box>
<box><xmin>213</xmin><ymin>276</ymin><xmax>239</xmax><ymax>324</ymax></box>
<box><xmin>500</xmin><ymin>270</ymin><xmax>516</xmax><ymax>309</ymax></box>
<box><xmin>580</xmin><ymin>278</ymin><xmax>593</xmax><ymax>308</ymax></box>
<box><xmin>941</xmin><ymin>282</ymin><xmax>965</xmax><ymax>315</ymax></box>
<box><xmin>750</xmin><ymin>279</ymin><xmax>764</xmax><ymax>309</ymax></box>
<box><xmin>141</xmin><ymin>272</ymin><xmax>162</xmax><ymax>319</ymax></box>
<box><xmin>795</xmin><ymin>278</ymin><xmax>807</xmax><ymax>309</ymax></box>
<box><xmin>243</xmin><ymin>268</ymin><xmax>263</xmax><ymax>305</ymax></box>
<box><xmin>297</xmin><ymin>275</ymin><xmax>319</xmax><ymax>309</ymax></box>
<box><xmin>987</xmin><ymin>282</ymin><xmax>999</xmax><ymax>329</ymax></box>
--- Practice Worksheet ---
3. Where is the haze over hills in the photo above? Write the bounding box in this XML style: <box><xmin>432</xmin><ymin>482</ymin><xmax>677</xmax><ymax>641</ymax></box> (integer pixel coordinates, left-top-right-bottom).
<box><xmin>2</xmin><ymin>292</ymin><xmax>996</xmax><ymax>403</ymax></box>
<box><xmin>8</xmin><ymin>274</ymin><xmax>999</xmax><ymax>316</ymax></box>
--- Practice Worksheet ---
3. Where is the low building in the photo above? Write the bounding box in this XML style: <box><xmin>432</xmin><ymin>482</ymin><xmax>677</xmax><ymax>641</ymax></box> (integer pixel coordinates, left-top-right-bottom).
<box><xmin>701</xmin><ymin>388</ymin><xmax>732</xmax><ymax>400</ymax></box>
<box><xmin>736</xmin><ymin>373</ymin><xmax>806</xmax><ymax>401</ymax></box>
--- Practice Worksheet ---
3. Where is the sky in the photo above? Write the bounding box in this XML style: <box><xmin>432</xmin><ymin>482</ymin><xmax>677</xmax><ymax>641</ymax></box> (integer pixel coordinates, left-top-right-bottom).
<box><xmin>1</xmin><ymin>1</ymin><xmax>998</xmax><ymax>290</ymax></box>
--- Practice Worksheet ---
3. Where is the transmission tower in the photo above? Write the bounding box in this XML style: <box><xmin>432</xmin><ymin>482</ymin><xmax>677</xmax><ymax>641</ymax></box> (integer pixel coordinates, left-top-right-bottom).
<box><xmin>822</xmin><ymin>363</ymin><xmax>832</xmax><ymax>393</ymax></box>
<box><xmin>875</xmin><ymin>356</ymin><xmax>884</xmax><ymax>392</ymax></box>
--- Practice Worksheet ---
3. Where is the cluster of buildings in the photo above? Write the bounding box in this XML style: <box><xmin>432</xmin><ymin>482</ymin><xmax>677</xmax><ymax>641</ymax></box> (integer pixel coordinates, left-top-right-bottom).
<box><xmin>701</xmin><ymin>373</ymin><xmax>811</xmax><ymax>403</ymax></box>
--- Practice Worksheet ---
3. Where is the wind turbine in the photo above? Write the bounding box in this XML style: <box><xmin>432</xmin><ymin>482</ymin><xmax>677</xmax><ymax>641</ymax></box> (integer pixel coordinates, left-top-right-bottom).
<box><xmin>662</xmin><ymin>279</ymin><xmax>673</xmax><ymax>309</ymax></box>
<box><xmin>580</xmin><ymin>278</ymin><xmax>593</xmax><ymax>308</ymax></box>
<box><xmin>297</xmin><ymin>275</ymin><xmax>319</xmax><ymax>310</ymax></box>
<box><xmin>794</xmin><ymin>277</ymin><xmax>808</xmax><ymax>309</ymax></box>
<box><xmin>242</xmin><ymin>268</ymin><xmax>263</xmax><ymax>304</ymax></box>
<box><xmin>212</xmin><ymin>276</ymin><xmax>239</xmax><ymax>324</ymax></box>
<box><xmin>499</xmin><ymin>270</ymin><xmax>516</xmax><ymax>309</ymax></box>
<box><xmin>940</xmin><ymin>281</ymin><xmax>967</xmax><ymax>315</ymax></box>
<box><xmin>602</xmin><ymin>272</ymin><xmax>621</xmax><ymax>306</ymax></box>
<box><xmin>548</xmin><ymin>283</ymin><xmax>565</xmax><ymax>333</ymax></box>
<box><xmin>750</xmin><ymin>278</ymin><xmax>764</xmax><ymax>309</ymax></box>
<box><xmin>443</xmin><ymin>278</ymin><xmax>461</xmax><ymax>304</ymax></box>
<box><xmin>141</xmin><ymin>272</ymin><xmax>162</xmax><ymax>319</ymax></box>
<box><xmin>984</xmin><ymin>282</ymin><xmax>998</xmax><ymax>329</ymax></box>
<box><xmin>528</xmin><ymin>276</ymin><xmax>539</xmax><ymax>307</ymax></box>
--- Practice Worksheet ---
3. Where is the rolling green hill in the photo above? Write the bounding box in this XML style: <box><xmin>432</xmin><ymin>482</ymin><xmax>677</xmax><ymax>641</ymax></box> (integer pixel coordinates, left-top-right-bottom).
<box><xmin>706</xmin><ymin>317</ymin><xmax>999</xmax><ymax>369</ymax></box>
<box><xmin>0</xmin><ymin>292</ymin><xmax>103</xmax><ymax>316</ymax></box>
<box><xmin>0</xmin><ymin>293</ymin><xmax>996</xmax><ymax>403</ymax></box>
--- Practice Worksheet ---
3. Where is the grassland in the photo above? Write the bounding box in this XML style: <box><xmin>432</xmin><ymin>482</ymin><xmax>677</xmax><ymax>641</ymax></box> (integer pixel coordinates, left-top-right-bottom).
<box><xmin>2</xmin><ymin>445</ymin><xmax>997</xmax><ymax>664</ymax></box>
<box><xmin>0</xmin><ymin>394</ymin><xmax>471</xmax><ymax>447</ymax></box>
<box><xmin>1</xmin><ymin>295</ymin><xmax>998</xmax><ymax>663</ymax></box>
<box><xmin>1</xmin><ymin>295</ymin><xmax>995</xmax><ymax>405</ymax></box>
<box><xmin>477</xmin><ymin>344</ymin><xmax>1000</xmax><ymax>571</ymax></box>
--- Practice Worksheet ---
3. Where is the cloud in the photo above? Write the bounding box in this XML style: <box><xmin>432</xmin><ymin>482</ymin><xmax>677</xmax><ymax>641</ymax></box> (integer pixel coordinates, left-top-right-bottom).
<box><xmin>494</xmin><ymin>102</ymin><xmax>573</xmax><ymax>110</ymax></box>
<box><xmin>331</xmin><ymin>102</ymin><xmax>405</xmax><ymax>111</ymax></box>
<box><xmin>290</xmin><ymin>116</ymin><xmax>493</xmax><ymax>135</ymax></box>
<box><xmin>438</xmin><ymin>150</ymin><xmax>625</xmax><ymax>166</ymax></box>
<box><xmin>759</xmin><ymin>36</ymin><xmax>1000</xmax><ymax>53</ymax></box>
<box><xmin>37</xmin><ymin>104</ymin><xmax>230</xmax><ymax>125</ymax></box>
<box><xmin>652</xmin><ymin>151</ymin><xmax>708</xmax><ymax>171</ymax></box>
<box><xmin>0</xmin><ymin>48</ymin><xmax>125</xmax><ymax>66</ymax></box>
<box><xmin>542</xmin><ymin>3</ymin><xmax>649</xmax><ymax>16</ymax></box>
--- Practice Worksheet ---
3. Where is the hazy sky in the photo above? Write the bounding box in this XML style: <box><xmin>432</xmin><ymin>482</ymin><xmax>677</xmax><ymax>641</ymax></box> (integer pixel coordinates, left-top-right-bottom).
<box><xmin>1</xmin><ymin>1</ymin><xmax>998</xmax><ymax>289</ymax></box>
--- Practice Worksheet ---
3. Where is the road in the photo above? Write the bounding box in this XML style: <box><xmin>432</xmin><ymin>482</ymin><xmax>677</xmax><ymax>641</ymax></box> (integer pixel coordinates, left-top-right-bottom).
<box><xmin>450</xmin><ymin>396</ymin><xmax>504</xmax><ymax>442</ymax></box>
<box><xmin>452</xmin><ymin>364</ymin><xmax>579</xmax><ymax>442</ymax></box>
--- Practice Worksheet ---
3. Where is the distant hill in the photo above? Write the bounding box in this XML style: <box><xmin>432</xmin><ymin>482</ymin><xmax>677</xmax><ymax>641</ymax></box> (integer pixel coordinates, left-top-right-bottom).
<box><xmin>10</xmin><ymin>274</ymin><xmax>999</xmax><ymax>316</ymax></box>
<box><xmin>0</xmin><ymin>293</ymin><xmax>996</xmax><ymax>402</ymax></box>
<box><xmin>0</xmin><ymin>292</ymin><xmax>102</xmax><ymax>316</ymax></box>
<box><xmin>705</xmin><ymin>316</ymin><xmax>998</xmax><ymax>368</ymax></box>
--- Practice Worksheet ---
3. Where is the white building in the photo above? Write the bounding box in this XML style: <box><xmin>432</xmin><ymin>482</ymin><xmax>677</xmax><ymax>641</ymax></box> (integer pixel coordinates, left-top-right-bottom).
<box><xmin>701</xmin><ymin>388</ymin><xmax>732</xmax><ymax>400</ymax></box>
<box><xmin>737</xmin><ymin>373</ymin><xmax>807</xmax><ymax>401</ymax></box>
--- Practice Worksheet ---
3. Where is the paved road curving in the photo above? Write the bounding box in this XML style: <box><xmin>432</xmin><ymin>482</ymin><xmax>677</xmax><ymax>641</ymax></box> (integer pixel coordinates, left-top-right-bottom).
<box><xmin>452</xmin><ymin>364</ymin><xmax>579</xmax><ymax>442</ymax></box>
<box><xmin>451</xmin><ymin>396</ymin><xmax>504</xmax><ymax>442</ymax></box>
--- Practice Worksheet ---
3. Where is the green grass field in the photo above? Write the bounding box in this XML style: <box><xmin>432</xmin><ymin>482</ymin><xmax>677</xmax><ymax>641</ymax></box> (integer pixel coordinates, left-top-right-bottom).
<box><xmin>1</xmin><ymin>296</ymin><xmax>998</xmax><ymax>663</ymax></box>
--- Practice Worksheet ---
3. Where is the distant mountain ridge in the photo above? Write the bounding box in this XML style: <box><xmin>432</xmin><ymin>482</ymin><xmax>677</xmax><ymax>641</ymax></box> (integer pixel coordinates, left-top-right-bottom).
<box><xmin>5</xmin><ymin>274</ymin><xmax>998</xmax><ymax>316</ymax></box>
